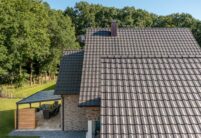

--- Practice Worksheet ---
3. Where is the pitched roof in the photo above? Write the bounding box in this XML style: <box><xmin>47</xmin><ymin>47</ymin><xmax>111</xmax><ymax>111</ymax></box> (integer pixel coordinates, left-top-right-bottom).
<box><xmin>17</xmin><ymin>90</ymin><xmax>61</xmax><ymax>104</ymax></box>
<box><xmin>79</xmin><ymin>28</ymin><xmax>201</xmax><ymax>106</ymax></box>
<box><xmin>100</xmin><ymin>57</ymin><xmax>201</xmax><ymax>137</ymax></box>
<box><xmin>54</xmin><ymin>50</ymin><xmax>84</xmax><ymax>95</ymax></box>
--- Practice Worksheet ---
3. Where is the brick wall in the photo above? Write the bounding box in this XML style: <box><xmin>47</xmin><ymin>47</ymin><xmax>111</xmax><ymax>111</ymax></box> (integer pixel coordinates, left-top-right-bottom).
<box><xmin>85</xmin><ymin>107</ymin><xmax>100</xmax><ymax>121</ymax></box>
<box><xmin>63</xmin><ymin>95</ymin><xmax>87</xmax><ymax>131</ymax></box>
<box><xmin>63</xmin><ymin>95</ymin><xmax>100</xmax><ymax>131</ymax></box>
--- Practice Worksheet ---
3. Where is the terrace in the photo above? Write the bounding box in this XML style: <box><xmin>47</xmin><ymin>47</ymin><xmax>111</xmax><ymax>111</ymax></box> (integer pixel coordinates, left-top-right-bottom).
<box><xmin>15</xmin><ymin>90</ymin><xmax>61</xmax><ymax>130</ymax></box>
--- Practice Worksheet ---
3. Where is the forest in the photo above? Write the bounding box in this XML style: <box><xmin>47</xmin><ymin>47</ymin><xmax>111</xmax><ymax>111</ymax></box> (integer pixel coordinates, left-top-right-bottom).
<box><xmin>0</xmin><ymin>0</ymin><xmax>201</xmax><ymax>86</ymax></box>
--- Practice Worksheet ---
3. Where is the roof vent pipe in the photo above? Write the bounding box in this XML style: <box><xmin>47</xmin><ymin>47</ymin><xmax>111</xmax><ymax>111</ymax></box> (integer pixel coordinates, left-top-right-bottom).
<box><xmin>111</xmin><ymin>21</ymin><xmax>117</xmax><ymax>36</ymax></box>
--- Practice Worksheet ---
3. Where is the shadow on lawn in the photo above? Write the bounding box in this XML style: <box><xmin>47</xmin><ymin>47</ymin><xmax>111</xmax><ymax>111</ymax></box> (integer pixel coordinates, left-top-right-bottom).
<box><xmin>0</xmin><ymin>110</ymin><xmax>38</xmax><ymax>138</ymax></box>
<box><xmin>0</xmin><ymin>110</ymin><xmax>15</xmax><ymax>137</ymax></box>
<box><xmin>41</xmin><ymin>84</ymin><xmax>56</xmax><ymax>91</ymax></box>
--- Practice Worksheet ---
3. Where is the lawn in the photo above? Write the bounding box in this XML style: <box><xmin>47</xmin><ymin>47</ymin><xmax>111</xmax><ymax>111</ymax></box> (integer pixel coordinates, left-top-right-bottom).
<box><xmin>0</xmin><ymin>99</ymin><xmax>39</xmax><ymax>138</ymax></box>
<box><xmin>2</xmin><ymin>80</ymin><xmax>56</xmax><ymax>98</ymax></box>
<box><xmin>0</xmin><ymin>81</ymin><xmax>56</xmax><ymax>138</ymax></box>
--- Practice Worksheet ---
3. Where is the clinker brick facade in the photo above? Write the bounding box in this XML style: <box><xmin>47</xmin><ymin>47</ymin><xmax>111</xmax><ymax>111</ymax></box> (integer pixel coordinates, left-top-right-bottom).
<box><xmin>63</xmin><ymin>95</ymin><xmax>100</xmax><ymax>131</ymax></box>
<box><xmin>63</xmin><ymin>95</ymin><xmax>87</xmax><ymax>131</ymax></box>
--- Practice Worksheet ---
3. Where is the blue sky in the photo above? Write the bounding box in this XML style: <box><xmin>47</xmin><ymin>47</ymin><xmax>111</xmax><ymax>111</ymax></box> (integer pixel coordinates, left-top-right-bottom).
<box><xmin>43</xmin><ymin>0</ymin><xmax>201</xmax><ymax>20</ymax></box>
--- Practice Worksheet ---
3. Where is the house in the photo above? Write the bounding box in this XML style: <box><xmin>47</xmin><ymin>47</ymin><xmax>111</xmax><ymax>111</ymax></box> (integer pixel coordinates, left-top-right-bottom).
<box><xmin>54</xmin><ymin>22</ymin><xmax>201</xmax><ymax>137</ymax></box>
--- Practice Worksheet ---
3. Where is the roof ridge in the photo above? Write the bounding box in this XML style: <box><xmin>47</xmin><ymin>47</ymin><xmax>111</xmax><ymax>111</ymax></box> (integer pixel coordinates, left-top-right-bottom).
<box><xmin>100</xmin><ymin>55</ymin><xmax>201</xmax><ymax>59</ymax></box>
<box><xmin>86</xmin><ymin>27</ymin><xmax>190</xmax><ymax>30</ymax></box>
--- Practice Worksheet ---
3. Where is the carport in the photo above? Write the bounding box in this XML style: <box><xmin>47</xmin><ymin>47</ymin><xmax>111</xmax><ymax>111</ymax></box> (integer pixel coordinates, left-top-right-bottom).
<box><xmin>16</xmin><ymin>90</ymin><xmax>61</xmax><ymax>130</ymax></box>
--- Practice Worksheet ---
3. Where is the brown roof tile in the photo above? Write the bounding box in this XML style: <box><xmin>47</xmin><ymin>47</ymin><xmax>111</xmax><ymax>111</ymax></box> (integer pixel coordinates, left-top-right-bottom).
<box><xmin>79</xmin><ymin>28</ymin><xmax>201</xmax><ymax>106</ymax></box>
<box><xmin>100</xmin><ymin>57</ymin><xmax>201</xmax><ymax>137</ymax></box>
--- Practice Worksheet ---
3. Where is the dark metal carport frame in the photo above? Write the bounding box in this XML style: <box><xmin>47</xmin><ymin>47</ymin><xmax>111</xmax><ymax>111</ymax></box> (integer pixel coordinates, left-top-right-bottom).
<box><xmin>16</xmin><ymin>90</ymin><xmax>61</xmax><ymax>129</ymax></box>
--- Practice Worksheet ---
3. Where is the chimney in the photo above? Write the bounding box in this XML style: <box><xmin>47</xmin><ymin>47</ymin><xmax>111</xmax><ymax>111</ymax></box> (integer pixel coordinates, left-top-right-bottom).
<box><xmin>111</xmin><ymin>21</ymin><xmax>117</xmax><ymax>36</ymax></box>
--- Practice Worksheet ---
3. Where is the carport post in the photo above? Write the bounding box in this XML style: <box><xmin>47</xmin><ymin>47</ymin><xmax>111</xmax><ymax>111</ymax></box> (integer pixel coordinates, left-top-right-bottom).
<box><xmin>62</xmin><ymin>95</ymin><xmax>64</xmax><ymax>131</ymax></box>
<box><xmin>16</xmin><ymin>103</ymin><xmax>19</xmax><ymax>129</ymax></box>
<box><xmin>29</xmin><ymin>103</ymin><xmax>32</xmax><ymax>108</ymax></box>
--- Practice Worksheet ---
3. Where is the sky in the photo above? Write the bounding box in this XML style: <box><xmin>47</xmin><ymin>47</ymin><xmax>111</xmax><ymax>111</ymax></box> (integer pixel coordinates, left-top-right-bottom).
<box><xmin>43</xmin><ymin>0</ymin><xmax>201</xmax><ymax>20</ymax></box>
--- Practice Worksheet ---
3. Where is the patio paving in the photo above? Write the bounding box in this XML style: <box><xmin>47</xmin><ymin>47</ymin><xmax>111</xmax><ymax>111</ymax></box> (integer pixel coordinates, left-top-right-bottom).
<box><xmin>35</xmin><ymin>110</ymin><xmax>61</xmax><ymax>130</ymax></box>
<box><xmin>9</xmin><ymin>130</ymin><xmax>86</xmax><ymax>138</ymax></box>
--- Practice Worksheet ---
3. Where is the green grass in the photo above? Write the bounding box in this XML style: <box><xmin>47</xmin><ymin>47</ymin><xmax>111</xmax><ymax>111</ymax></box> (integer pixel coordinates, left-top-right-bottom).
<box><xmin>2</xmin><ymin>81</ymin><xmax>56</xmax><ymax>98</ymax></box>
<box><xmin>0</xmin><ymin>98</ymin><xmax>38</xmax><ymax>111</ymax></box>
<box><xmin>0</xmin><ymin>99</ymin><xmax>39</xmax><ymax>138</ymax></box>
<box><xmin>0</xmin><ymin>81</ymin><xmax>56</xmax><ymax>138</ymax></box>
<box><xmin>0</xmin><ymin>110</ymin><xmax>15</xmax><ymax>137</ymax></box>
<box><xmin>0</xmin><ymin>98</ymin><xmax>20</xmax><ymax>111</ymax></box>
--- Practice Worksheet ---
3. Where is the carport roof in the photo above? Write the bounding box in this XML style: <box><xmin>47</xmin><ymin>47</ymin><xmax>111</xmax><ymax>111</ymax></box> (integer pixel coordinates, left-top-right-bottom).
<box><xmin>17</xmin><ymin>90</ymin><xmax>61</xmax><ymax>104</ymax></box>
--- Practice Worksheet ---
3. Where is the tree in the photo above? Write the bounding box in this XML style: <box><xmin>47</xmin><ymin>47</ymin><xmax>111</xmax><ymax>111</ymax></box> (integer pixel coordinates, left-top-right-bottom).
<box><xmin>0</xmin><ymin>0</ymin><xmax>79</xmax><ymax>85</ymax></box>
<box><xmin>1</xmin><ymin>0</ymin><xmax>201</xmax><ymax>86</ymax></box>
<box><xmin>65</xmin><ymin>2</ymin><xmax>201</xmax><ymax>47</ymax></box>
<box><xmin>65</xmin><ymin>2</ymin><xmax>156</xmax><ymax>34</ymax></box>
<box><xmin>0</xmin><ymin>45</ymin><xmax>10</xmax><ymax>77</ymax></box>
<box><xmin>0</xmin><ymin>0</ymin><xmax>50</xmax><ymax>85</ymax></box>
<box><xmin>40</xmin><ymin>10</ymin><xmax>79</xmax><ymax>80</ymax></box>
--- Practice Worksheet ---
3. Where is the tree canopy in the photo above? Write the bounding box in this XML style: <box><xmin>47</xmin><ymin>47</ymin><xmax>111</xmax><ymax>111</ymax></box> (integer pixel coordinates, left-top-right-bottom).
<box><xmin>65</xmin><ymin>2</ymin><xmax>201</xmax><ymax>47</ymax></box>
<box><xmin>0</xmin><ymin>0</ymin><xmax>78</xmax><ymax>85</ymax></box>
<box><xmin>1</xmin><ymin>1</ymin><xmax>201</xmax><ymax>86</ymax></box>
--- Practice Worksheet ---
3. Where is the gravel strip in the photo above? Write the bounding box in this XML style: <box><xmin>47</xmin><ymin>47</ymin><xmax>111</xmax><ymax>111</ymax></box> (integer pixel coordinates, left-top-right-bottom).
<box><xmin>9</xmin><ymin>130</ymin><xmax>86</xmax><ymax>138</ymax></box>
